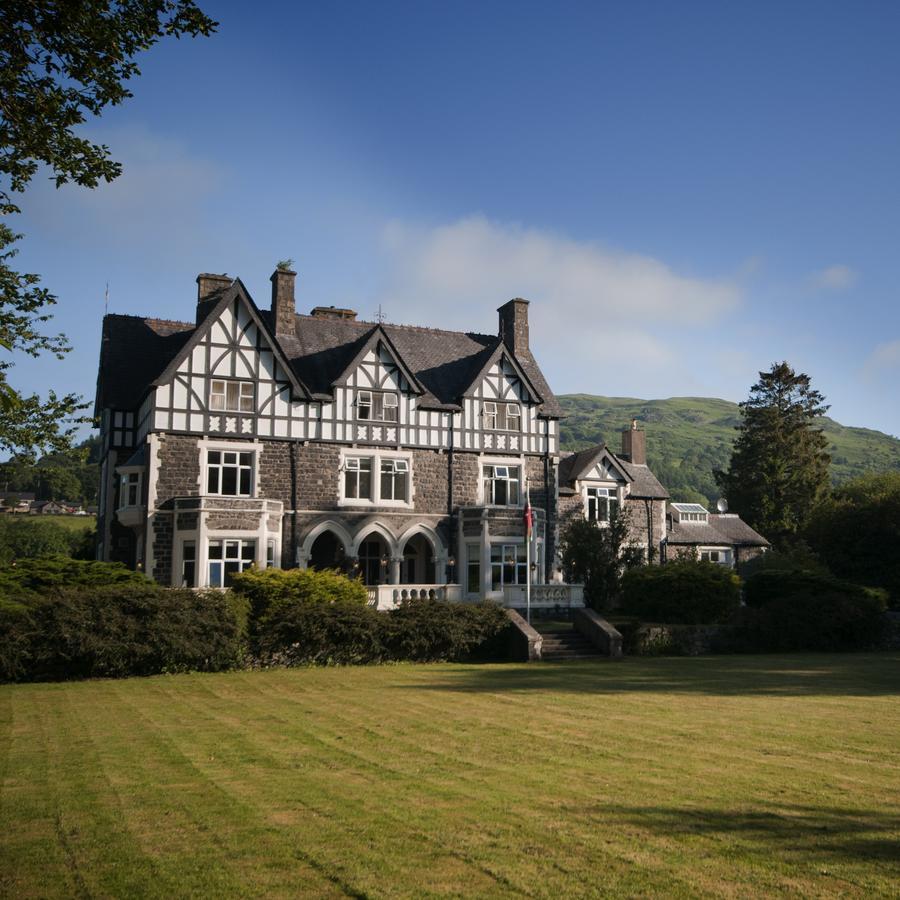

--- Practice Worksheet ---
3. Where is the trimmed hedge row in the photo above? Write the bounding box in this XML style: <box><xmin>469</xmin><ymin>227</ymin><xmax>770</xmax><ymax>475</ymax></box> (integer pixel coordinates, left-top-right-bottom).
<box><xmin>620</xmin><ymin>560</ymin><xmax>742</xmax><ymax>625</ymax></box>
<box><xmin>0</xmin><ymin>562</ymin><xmax>513</xmax><ymax>681</ymax></box>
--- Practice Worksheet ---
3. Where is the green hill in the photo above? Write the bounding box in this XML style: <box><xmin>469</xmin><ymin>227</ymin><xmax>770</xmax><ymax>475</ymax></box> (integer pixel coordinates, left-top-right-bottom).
<box><xmin>558</xmin><ymin>394</ymin><xmax>900</xmax><ymax>507</ymax></box>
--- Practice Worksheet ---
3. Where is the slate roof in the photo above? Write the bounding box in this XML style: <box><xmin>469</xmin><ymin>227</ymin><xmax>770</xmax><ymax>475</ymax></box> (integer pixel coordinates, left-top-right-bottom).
<box><xmin>95</xmin><ymin>315</ymin><xmax>195</xmax><ymax>412</ymax></box>
<box><xmin>557</xmin><ymin>444</ymin><xmax>669</xmax><ymax>500</ymax></box>
<box><xmin>667</xmin><ymin>513</ymin><xmax>769</xmax><ymax>547</ymax></box>
<box><xmin>97</xmin><ymin>297</ymin><xmax>562</xmax><ymax>416</ymax></box>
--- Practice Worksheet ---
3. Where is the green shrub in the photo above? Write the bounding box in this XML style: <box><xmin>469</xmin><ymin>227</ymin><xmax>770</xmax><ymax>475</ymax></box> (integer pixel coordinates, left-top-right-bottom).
<box><xmin>731</xmin><ymin>569</ymin><xmax>889</xmax><ymax>651</ymax></box>
<box><xmin>383</xmin><ymin>598</ymin><xmax>511</xmax><ymax>662</ymax></box>
<box><xmin>0</xmin><ymin>585</ymin><xmax>244</xmax><ymax>682</ymax></box>
<box><xmin>0</xmin><ymin>557</ymin><xmax>149</xmax><ymax>600</ymax></box>
<box><xmin>621</xmin><ymin>561</ymin><xmax>742</xmax><ymax>625</ymax></box>
<box><xmin>0</xmin><ymin>517</ymin><xmax>87</xmax><ymax>564</ymax></box>
<box><xmin>255</xmin><ymin>601</ymin><xmax>384</xmax><ymax>666</ymax></box>
<box><xmin>230</xmin><ymin>567</ymin><xmax>368</xmax><ymax>627</ymax></box>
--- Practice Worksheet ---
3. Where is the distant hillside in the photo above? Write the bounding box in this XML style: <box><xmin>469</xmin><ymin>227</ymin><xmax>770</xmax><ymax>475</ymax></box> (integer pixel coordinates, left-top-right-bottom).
<box><xmin>558</xmin><ymin>394</ymin><xmax>900</xmax><ymax>507</ymax></box>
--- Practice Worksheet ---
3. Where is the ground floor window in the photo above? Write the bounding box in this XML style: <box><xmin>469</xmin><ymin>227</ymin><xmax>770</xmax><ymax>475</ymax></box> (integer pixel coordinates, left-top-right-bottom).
<box><xmin>466</xmin><ymin>544</ymin><xmax>481</xmax><ymax>595</ymax></box>
<box><xmin>208</xmin><ymin>539</ymin><xmax>255</xmax><ymax>587</ymax></box>
<box><xmin>700</xmin><ymin>548</ymin><xmax>730</xmax><ymax>565</ymax></box>
<box><xmin>490</xmin><ymin>543</ymin><xmax>527</xmax><ymax>590</ymax></box>
<box><xmin>182</xmin><ymin>540</ymin><xmax>196</xmax><ymax>587</ymax></box>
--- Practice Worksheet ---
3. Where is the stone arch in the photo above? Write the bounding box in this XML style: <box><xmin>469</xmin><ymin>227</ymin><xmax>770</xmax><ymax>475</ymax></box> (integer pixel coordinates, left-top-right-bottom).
<box><xmin>350</xmin><ymin>520</ymin><xmax>399</xmax><ymax>558</ymax></box>
<box><xmin>397</xmin><ymin>522</ymin><xmax>445</xmax><ymax>558</ymax></box>
<box><xmin>299</xmin><ymin>519</ymin><xmax>354</xmax><ymax>569</ymax></box>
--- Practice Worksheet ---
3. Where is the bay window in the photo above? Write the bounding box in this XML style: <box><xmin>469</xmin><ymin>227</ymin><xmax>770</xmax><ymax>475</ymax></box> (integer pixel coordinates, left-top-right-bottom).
<box><xmin>208</xmin><ymin>539</ymin><xmax>255</xmax><ymax>588</ymax></box>
<box><xmin>490</xmin><ymin>543</ymin><xmax>527</xmax><ymax>590</ymax></box>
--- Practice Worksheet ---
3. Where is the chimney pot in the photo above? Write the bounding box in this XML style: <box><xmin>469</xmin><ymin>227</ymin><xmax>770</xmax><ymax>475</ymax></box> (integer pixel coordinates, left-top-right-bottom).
<box><xmin>497</xmin><ymin>298</ymin><xmax>529</xmax><ymax>355</ymax></box>
<box><xmin>310</xmin><ymin>306</ymin><xmax>357</xmax><ymax>320</ymax></box>
<box><xmin>271</xmin><ymin>267</ymin><xmax>297</xmax><ymax>336</ymax></box>
<box><xmin>621</xmin><ymin>424</ymin><xmax>647</xmax><ymax>465</ymax></box>
<box><xmin>196</xmin><ymin>273</ymin><xmax>231</xmax><ymax>323</ymax></box>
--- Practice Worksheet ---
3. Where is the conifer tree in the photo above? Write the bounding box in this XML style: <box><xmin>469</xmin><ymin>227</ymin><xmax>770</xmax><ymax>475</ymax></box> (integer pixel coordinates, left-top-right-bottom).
<box><xmin>715</xmin><ymin>362</ymin><xmax>830</xmax><ymax>547</ymax></box>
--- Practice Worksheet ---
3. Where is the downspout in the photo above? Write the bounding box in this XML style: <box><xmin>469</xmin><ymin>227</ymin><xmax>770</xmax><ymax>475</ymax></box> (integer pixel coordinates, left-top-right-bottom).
<box><xmin>290</xmin><ymin>440</ymin><xmax>298</xmax><ymax>567</ymax></box>
<box><xmin>543</xmin><ymin>416</ymin><xmax>551</xmax><ymax>582</ymax></box>
<box><xmin>644</xmin><ymin>498</ymin><xmax>654</xmax><ymax>563</ymax></box>
<box><xmin>447</xmin><ymin>410</ymin><xmax>456</xmax><ymax>581</ymax></box>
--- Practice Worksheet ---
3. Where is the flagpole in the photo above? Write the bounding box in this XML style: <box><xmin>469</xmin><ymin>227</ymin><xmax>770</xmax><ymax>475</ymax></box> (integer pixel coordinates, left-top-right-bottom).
<box><xmin>525</xmin><ymin>480</ymin><xmax>531</xmax><ymax>626</ymax></box>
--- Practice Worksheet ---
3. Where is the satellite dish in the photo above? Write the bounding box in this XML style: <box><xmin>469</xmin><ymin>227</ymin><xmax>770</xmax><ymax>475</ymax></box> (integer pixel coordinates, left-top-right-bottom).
<box><xmin>716</xmin><ymin>497</ymin><xmax>729</xmax><ymax>513</ymax></box>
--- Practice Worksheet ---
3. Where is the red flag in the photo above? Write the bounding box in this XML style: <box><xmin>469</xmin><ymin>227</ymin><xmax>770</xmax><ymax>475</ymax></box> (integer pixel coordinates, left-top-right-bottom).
<box><xmin>523</xmin><ymin>489</ymin><xmax>533</xmax><ymax>539</ymax></box>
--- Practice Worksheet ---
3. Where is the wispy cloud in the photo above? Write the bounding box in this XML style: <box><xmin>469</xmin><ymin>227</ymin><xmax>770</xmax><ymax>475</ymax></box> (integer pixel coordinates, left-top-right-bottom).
<box><xmin>866</xmin><ymin>339</ymin><xmax>900</xmax><ymax>371</ymax></box>
<box><xmin>809</xmin><ymin>264</ymin><xmax>857</xmax><ymax>291</ymax></box>
<box><xmin>375</xmin><ymin>215</ymin><xmax>742</xmax><ymax>395</ymax></box>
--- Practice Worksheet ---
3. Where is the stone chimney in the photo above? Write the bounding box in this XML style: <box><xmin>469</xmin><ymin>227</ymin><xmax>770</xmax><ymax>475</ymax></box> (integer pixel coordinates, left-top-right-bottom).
<box><xmin>271</xmin><ymin>267</ymin><xmax>297</xmax><ymax>336</ymax></box>
<box><xmin>310</xmin><ymin>306</ymin><xmax>357</xmax><ymax>321</ymax></box>
<box><xmin>196</xmin><ymin>273</ymin><xmax>231</xmax><ymax>323</ymax></box>
<box><xmin>621</xmin><ymin>419</ymin><xmax>646</xmax><ymax>465</ymax></box>
<box><xmin>497</xmin><ymin>298</ymin><xmax>529</xmax><ymax>355</ymax></box>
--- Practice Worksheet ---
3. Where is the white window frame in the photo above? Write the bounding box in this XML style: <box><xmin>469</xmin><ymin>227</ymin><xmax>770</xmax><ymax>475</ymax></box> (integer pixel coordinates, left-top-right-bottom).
<box><xmin>207</xmin><ymin>538</ymin><xmax>257</xmax><ymax>588</ymax></box>
<box><xmin>482</xmin><ymin>400</ymin><xmax>521</xmax><ymax>431</ymax></box>
<box><xmin>339</xmin><ymin>448</ymin><xmax>413</xmax><ymax>507</ymax></box>
<box><xmin>117</xmin><ymin>470</ymin><xmax>143</xmax><ymax>509</ymax></box>
<box><xmin>210</xmin><ymin>379</ymin><xmax>255</xmax><ymax>413</ymax></box>
<box><xmin>379</xmin><ymin>457</ymin><xmax>409</xmax><ymax>502</ymax></box>
<box><xmin>197</xmin><ymin>440</ymin><xmax>262</xmax><ymax>500</ymax></box>
<box><xmin>356</xmin><ymin>389</ymin><xmax>399</xmax><ymax>423</ymax></box>
<box><xmin>700</xmin><ymin>547</ymin><xmax>731</xmax><ymax>566</ymax></box>
<box><xmin>344</xmin><ymin>456</ymin><xmax>374</xmax><ymax>501</ymax></box>
<box><xmin>206</xmin><ymin>449</ymin><xmax>254</xmax><ymax>497</ymax></box>
<box><xmin>584</xmin><ymin>485</ymin><xmax>619</xmax><ymax>524</ymax></box>
<box><xmin>481</xmin><ymin>458</ymin><xmax>522</xmax><ymax>507</ymax></box>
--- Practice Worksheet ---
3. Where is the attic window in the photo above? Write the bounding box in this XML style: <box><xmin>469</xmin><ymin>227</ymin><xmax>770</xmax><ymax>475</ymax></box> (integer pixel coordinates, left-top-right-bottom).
<box><xmin>586</xmin><ymin>487</ymin><xmax>617</xmax><ymax>523</ymax></box>
<box><xmin>357</xmin><ymin>390</ymin><xmax>398</xmax><ymax>423</ymax></box>
<box><xmin>482</xmin><ymin>401</ymin><xmax>521</xmax><ymax>431</ymax></box>
<box><xmin>210</xmin><ymin>380</ymin><xmax>254</xmax><ymax>413</ymax></box>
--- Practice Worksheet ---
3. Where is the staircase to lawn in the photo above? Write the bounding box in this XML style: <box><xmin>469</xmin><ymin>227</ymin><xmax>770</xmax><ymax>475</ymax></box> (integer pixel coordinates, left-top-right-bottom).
<box><xmin>534</xmin><ymin>620</ymin><xmax>605</xmax><ymax>661</ymax></box>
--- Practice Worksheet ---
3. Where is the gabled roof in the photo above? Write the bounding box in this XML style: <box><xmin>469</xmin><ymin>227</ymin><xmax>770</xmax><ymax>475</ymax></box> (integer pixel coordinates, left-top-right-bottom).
<box><xmin>558</xmin><ymin>444</ymin><xmax>637</xmax><ymax>489</ymax></box>
<box><xmin>96</xmin><ymin>283</ymin><xmax>563</xmax><ymax>416</ymax></box>
<box><xmin>617</xmin><ymin>461</ymin><xmax>670</xmax><ymax>500</ymax></box>
<box><xmin>151</xmin><ymin>279</ymin><xmax>311</xmax><ymax>401</ymax></box>
<box><xmin>667</xmin><ymin>513</ymin><xmax>769</xmax><ymax>547</ymax></box>
<box><xmin>330</xmin><ymin>325</ymin><xmax>425</xmax><ymax>395</ymax></box>
<box><xmin>462</xmin><ymin>340</ymin><xmax>544</xmax><ymax>406</ymax></box>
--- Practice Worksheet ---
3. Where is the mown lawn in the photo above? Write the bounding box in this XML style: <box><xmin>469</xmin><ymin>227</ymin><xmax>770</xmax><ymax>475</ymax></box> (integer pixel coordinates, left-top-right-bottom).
<box><xmin>2</xmin><ymin>655</ymin><xmax>898</xmax><ymax>898</ymax></box>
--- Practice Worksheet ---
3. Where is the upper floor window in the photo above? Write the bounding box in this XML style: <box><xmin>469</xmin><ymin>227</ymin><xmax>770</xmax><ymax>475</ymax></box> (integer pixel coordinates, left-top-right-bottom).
<box><xmin>119</xmin><ymin>472</ymin><xmax>141</xmax><ymax>507</ymax></box>
<box><xmin>357</xmin><ymin>390</ymin><xmax>398</xmax><ymax>422</ymax></box>
<box><xmin>586</xmin><ymin>487</ymin><xmax>617</xmax><ymax>523</ymax></box>
<box><xmin>345</xmin><ymin>457</ymin><xmax>373</xmax><ymax>500</ymax></box>
<box><xmin>207</xmin><ymin>450</ymin><xmax>253</xmax><ymax>496</ymax></box>
<box><xmin>210</xmin><ymin>379</ymin><xmax>254</xmax><ymax>413</ymax></box>
<box><xmin>341</xmin><ymin>451</ymin><xmax>412</xmax><ymax>506</ymax></box>
<box><xmin>380</xmin><ymin>458</ymin><xmax>409</xmax><ymax>501</ymax></box>
<box><xmin>482</xmin><ymin>401</ymin><xmax>521</xmax><ymax>431</ymax></box>
<box><xmin>483</xmin><ymin>464</ymin><xmax>521</xmax><ymax>506</ymax></box>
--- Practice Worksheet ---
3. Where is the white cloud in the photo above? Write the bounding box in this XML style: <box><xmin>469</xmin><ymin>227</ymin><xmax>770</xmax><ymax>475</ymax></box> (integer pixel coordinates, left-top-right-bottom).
<box><xmin>375</xmin><ymin>215</ymin><xmax>743</xmax><ymax>397</ymax></box>
<box><xmin>867</xmin><ymin>339</ymin><xmax>900</xmax><ymax>370</ymax></box>
<box><xmin>809</xmin><ymin>264</ymin><xmax>857</xmax><ymax>291</ymax></box>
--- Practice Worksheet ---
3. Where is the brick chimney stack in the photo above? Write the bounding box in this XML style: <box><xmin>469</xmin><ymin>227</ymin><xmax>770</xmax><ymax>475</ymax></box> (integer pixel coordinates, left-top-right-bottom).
<box><xmin>497</xmin><ymin>298</ymin><xmax>529</xmax><ymax>355</ymax></box>
<box><xmin>621</xmin><ymin>419</ymin><xmax>647</xmax><ymax>465</ymax></box>
<box><xmin>270</xmin><ymin>266</ymin><xmax>297</xmax><ymax>336</ymax></box>
<box><xmin>196</xmin><ymin>273</ymin><xmax>231</xmax><ymax>324</ymax></box>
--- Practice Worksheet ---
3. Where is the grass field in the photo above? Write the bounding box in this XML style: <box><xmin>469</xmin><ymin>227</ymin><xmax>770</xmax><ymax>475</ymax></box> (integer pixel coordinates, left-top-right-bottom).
<box><xmin>2</xmin><ymin>655</ymin><xmax>898</xmax><ymax>898</ymax></box>
<box><xmin>30</xmin><ymin>514</ymin><xmax>96</xmax><ymax>532</ymax></box>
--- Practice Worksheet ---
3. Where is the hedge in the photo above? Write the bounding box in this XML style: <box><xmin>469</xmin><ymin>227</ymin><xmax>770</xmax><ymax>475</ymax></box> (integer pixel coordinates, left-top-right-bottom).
<box><xmin>730</xmin><ymin>569</ymin><xmax>889</xmax><ymax>652</ymax></box>
<box><xmin>621</xmin><ymin>561</ymin><xmax>742</xmax><ymax>625</ymax></box>
<box><xmin>0</xmin><ymin>557</ymin><xmax>149</xmax><ymax>600</ymax></box>
<box><xmin>0</xmin><ymin>585</ymin><xmax>245</xmax><ymax>682</ymax></box>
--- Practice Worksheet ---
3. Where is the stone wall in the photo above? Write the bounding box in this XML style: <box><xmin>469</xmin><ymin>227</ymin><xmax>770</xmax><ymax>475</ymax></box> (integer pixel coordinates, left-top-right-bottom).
<box><xmin>155</xmin><ymin>434</ymin><xmax>201</xmax><ymax>505</ymax></box>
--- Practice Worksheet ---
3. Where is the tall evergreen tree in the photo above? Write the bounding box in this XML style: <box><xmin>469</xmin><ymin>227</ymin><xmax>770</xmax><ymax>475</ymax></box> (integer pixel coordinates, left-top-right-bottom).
<box><xmin>715</xmin><ymin>362</ymin><xmax>830</xmax><ymax>547</ymax></box>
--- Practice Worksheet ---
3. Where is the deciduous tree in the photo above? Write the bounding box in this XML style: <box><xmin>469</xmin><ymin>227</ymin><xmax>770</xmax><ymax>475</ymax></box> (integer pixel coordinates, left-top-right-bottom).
<box><xmin>0</xmin><ymin>0</ymin><xmax>217</xmax><ymax>455</ymax></box>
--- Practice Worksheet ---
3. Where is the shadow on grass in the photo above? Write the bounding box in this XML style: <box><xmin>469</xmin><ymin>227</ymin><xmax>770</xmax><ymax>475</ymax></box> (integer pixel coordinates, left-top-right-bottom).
<box><xmin>573</xmin><ymin>802</ymin><xmax>900</xmax><ymax>869</ymax></box>
<box><xmin>396</xmin><ymin>654</ymin><xmax>900</xmax><ymax>696</ymax></box>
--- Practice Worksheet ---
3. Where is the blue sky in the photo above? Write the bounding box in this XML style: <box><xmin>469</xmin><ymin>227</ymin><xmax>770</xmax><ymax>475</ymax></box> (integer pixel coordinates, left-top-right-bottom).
<box><xmin>11</xmin><ymin>0</ymin><xmax>900</xmax><ymax>441</ymax></box>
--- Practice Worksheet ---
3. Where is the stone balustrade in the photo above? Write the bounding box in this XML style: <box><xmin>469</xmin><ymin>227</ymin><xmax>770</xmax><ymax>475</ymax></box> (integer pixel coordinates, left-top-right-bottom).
<box><xmin>368</xmin><ymin>583</ymin><xmax>463</xmax><ymax>611</ymax></box>
<box><xmin>501</xmin><ymin>583</ymin><xmax>585</xmax><ymax>609</ymax></box>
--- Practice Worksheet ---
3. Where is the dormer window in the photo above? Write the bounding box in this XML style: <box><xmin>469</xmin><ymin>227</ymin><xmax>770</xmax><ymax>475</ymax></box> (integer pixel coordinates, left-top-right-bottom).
<box><xmin>482</xmin><ymin>401</ymin><xmax>521</xmax><ymax>431</ymax></box>
<box><xmin>357</xmin><ymin>390</ymin><xmax>398</xmax><ymax>422</ymax></box>
<box><xmin>210</xmin><ymin>379</ymin><xmax>254</xmax><ymax>413</ymax></box>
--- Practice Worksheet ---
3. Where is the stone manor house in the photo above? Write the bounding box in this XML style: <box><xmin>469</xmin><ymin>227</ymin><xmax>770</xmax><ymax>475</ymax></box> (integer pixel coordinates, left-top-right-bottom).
<box><xmin>94</xmin><ymin>267</ymin><xmax>766</xmax><ymax>609</ymax></box>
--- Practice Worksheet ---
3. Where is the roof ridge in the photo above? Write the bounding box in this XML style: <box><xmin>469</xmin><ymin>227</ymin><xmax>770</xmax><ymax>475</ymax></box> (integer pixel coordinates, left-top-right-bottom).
<box><xmin>104</xmin><ymin>312</ymin><xmax>194</xmax><ymax>329</ymax></box>
<box><xmin>294</xmin><ymin>312</ymin><xmax>495</xmax><ymax>342</ymax></box>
